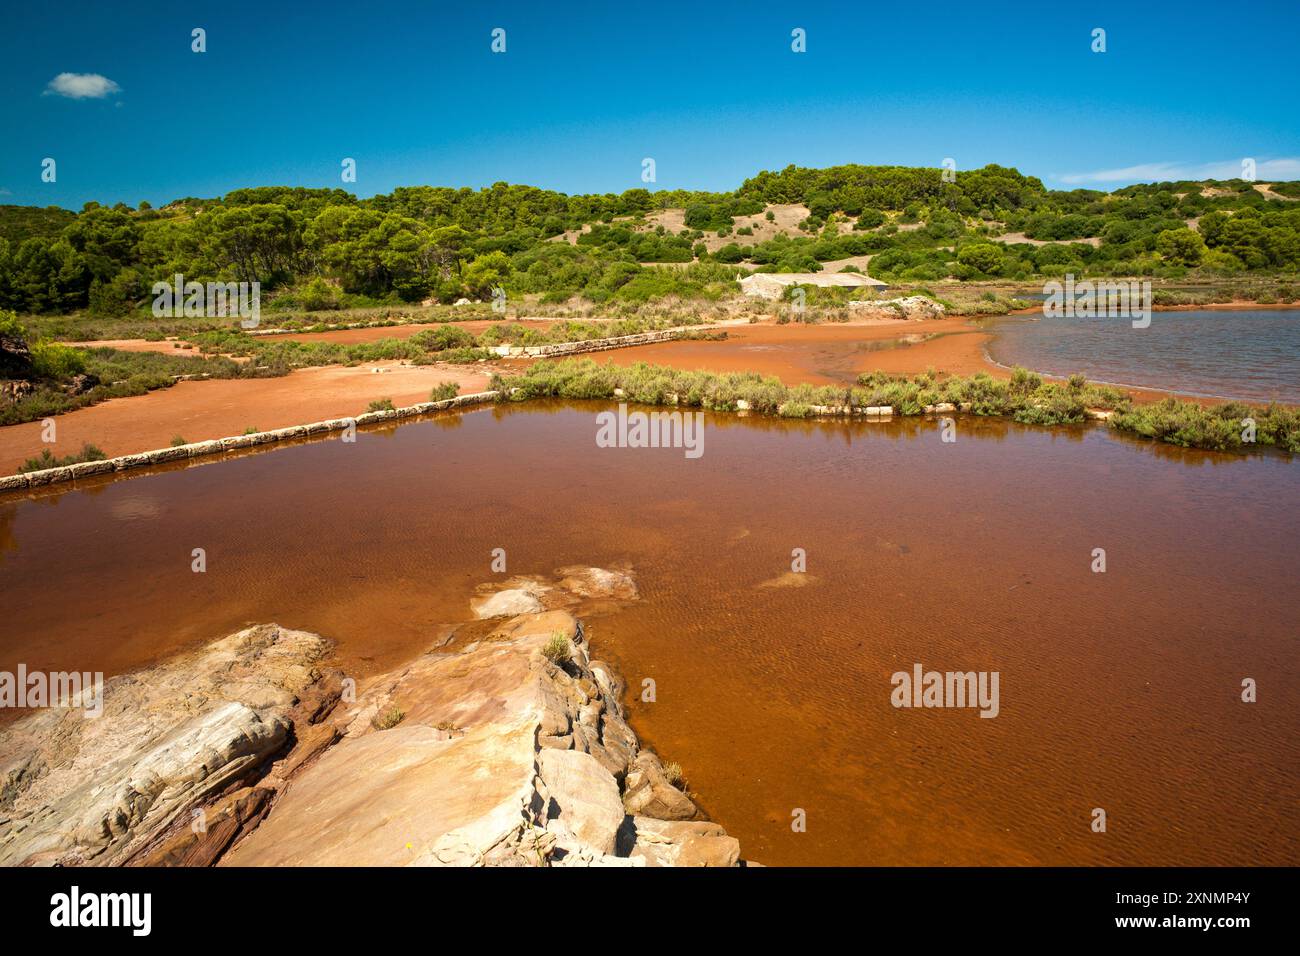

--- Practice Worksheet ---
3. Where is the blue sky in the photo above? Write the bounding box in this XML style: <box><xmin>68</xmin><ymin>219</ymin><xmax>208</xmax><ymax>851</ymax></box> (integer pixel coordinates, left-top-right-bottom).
<box><xmin>2</xmin><ymin>0</ymin><xmax>1298</xmax><ymax>209</ymax></box>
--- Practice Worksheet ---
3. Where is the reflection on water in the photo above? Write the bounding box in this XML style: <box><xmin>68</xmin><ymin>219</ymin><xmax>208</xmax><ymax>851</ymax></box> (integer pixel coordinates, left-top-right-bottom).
<box><xmin>855</xmin><ymin>332</ymin><xmax>942</xmax><ymax>352</ymax></box>
<box><xmin>989</xmin><ymin>308</ymin><xmax>1300</xmax><ymax>403</ymax></box>
<box><xmin>1</xmin><ymin>402</ymin><xmax>1297</xmax><ymax>866</ymax></box>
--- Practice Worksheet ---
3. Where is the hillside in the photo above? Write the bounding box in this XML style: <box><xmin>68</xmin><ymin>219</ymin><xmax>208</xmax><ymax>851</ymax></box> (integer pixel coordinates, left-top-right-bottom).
<box><xmin>1</xmin><ymin>164</ymin><xmax>1297</xmax><ymax>316</ymax></box>
<box><xmin>0</xmin><ymin>204</ymin><xmax>76</xmax><ymax>243</ymax></box>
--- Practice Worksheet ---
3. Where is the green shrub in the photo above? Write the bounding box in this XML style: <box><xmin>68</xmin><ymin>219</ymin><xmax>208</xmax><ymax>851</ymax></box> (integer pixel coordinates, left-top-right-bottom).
<box><xmin>30</xmin><ymin>342</ymin><xmax>88</xmax><ymax>380</ymax></box>
<box><xmin>542</xmin><ymin>633</ymin><xmax>572</xmax><ymax>665</ymax></box>
<box><xmin>411</xmin><ymin>325</ymin><xmax>475</xmax><ymax>351</ymax></box>
<box><xmin>0</xmin><ymin>310</ymin><xmax>27</xmax><ymax>340</ymax></box>
<box><xmin>17</xmin><ymin>443</ymin><xmax>107</xmax><ymax>474</ymax></box>
<box><xmin>298</xmin><ymin>277</ymin><xmax>342</xmax><ymax>311</ymax></box>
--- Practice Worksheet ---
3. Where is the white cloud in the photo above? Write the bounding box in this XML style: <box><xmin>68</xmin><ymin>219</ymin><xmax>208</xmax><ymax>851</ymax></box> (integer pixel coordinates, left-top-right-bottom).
<box><xmin>1058</xmin><ymin>157</ymin><xmax>1300</xmax><ymax>186</ymax></box>
<box><xmin>43</xmin><ymin>72</ymin><xmax>121</xmax><ymax>100</ymax></box>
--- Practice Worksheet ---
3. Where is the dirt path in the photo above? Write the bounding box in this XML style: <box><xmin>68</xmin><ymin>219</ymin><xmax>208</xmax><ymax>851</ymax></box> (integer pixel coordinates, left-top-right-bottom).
<box><xmin>0</xmin><ymin>362</ymin><xmax>493</xmax><ymax>475</ymax></box>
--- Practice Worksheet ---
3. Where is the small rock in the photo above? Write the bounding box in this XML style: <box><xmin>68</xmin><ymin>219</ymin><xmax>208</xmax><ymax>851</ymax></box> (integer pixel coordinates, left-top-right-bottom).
<box><xmin>623</xmin><ymin>752</ymin><xmax>697</xmax><ymax>821</ymax></box>
<box><xmin>471</xmin><ymin>588</ymin><xmax>544</xmax><ymax>618</ymax></box>
<box><xmin>537</xmin><ymin>749</ymin><xmax>625</xmax><ymax>856</ymax></box>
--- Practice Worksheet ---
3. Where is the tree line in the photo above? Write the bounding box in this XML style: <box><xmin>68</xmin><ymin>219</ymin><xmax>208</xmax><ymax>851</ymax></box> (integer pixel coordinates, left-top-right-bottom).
<box><xmin>0</xmin><ymin>164</ymin><xmax>1296</xmax><ymax>316</ymax></box>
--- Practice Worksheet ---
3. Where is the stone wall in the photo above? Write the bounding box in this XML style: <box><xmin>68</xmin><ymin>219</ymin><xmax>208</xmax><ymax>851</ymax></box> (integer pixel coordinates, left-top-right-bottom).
<box><xmin>0</xmin><ymin>390</ymin><xmax>500</xmax><ymax>495</ymax></box>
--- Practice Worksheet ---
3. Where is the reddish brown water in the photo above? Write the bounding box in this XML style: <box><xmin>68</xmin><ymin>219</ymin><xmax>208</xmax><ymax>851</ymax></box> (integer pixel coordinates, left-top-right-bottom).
<box><xmin>1</xmin><ymin>402</ymin><xmax>1296</xmax><ymax>866</ymax></box>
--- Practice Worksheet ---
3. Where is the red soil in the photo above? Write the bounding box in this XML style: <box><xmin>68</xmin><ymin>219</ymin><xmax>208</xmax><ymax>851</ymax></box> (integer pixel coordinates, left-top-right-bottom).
<box><xmin>0</xmin><ymin>362</ymin><xmax>492</xmax><ymax>475</ymax></box>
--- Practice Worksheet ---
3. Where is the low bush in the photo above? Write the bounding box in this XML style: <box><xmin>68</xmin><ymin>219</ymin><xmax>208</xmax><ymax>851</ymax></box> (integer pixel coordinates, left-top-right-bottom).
<box><xmin>17</xmin><ymin>443</ymin><xmax>107</xmax><ymax>474</ymax></box>
<box><xmin>429</xmin><ymin>382</ymin><xmax>460</xmax><ymax>402</ymax></box>
<box><xmin>30</xmin><ymin>342</ymin><xmax>88</xmax><ymax>379</ymax></box>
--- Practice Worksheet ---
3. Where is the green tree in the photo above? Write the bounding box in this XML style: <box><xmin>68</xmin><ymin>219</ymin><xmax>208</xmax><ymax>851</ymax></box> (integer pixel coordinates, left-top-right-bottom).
<box><xmin>461</xmin><ymin>251</ymin><xmax>511</xmax><ymax>298</ymax></box>
<box><xmin>1155</xmin><ymin>228</ymin><xmax>1206</xmax><ymax>266</ymax></box>
<box><xmin>957</xmin><ymin>243</ymin><xmax>1004</xmax><ymax>275</ymax></box>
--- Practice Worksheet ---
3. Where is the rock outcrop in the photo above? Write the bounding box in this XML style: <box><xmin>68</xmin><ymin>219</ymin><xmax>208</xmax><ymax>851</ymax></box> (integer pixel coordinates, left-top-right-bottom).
<box><xmin>0</xmin><ymin>624</ymin><xmax>340</xmax><ymax>866</ymax></box>
<box><xmin>226</xmin><ymin>605</ymin><xmax>737</xmax><ymax>866</ymax></box>
<box><xmin>470</xmin><ymin>566</ymin><xmax>639</xmax><ymax>619</ymax></box>
<box><xmin>0</xmin><ymin>569</ymin><xmax>744</xmax><ymax>867</ymax></box>
<box><xmin>0</xmin><ymin>327</ymin><xmax>33</xmax><ymax>381</ymax></box>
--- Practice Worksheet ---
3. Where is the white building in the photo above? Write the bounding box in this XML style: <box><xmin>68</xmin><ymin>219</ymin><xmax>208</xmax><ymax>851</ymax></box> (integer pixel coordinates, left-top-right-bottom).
<box><xmin>739</xmin><ymin>272</ymin><xmax>887</xmax><ymax>300</ymax></box>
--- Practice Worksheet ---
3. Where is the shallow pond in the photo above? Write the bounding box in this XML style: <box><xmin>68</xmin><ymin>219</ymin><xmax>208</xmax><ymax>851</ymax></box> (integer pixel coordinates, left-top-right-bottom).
<box><xmin>2</xmin><ymin>401</ymin><xmax>1296</xmax><ymax>865</ymax></box>
<box><xmin>988</xmin><ymin>307</ymin><xmax>1300</xmax><ymax>403</ymax></box>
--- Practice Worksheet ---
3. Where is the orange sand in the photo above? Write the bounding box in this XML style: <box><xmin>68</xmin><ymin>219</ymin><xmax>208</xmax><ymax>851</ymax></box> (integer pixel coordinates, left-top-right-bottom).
<box><xmin>0</xmin><ymin>362</ymin><xmax>491</xmax><ymax>475</ymax></box>
<box><xmin>591</xmin><ymin>318</ymin><xmax>1001</xmax><ymax>385</ymax></box>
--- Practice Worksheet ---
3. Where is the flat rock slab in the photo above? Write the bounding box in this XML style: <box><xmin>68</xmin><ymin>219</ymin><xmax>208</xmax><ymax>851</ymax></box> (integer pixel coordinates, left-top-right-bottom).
<box><xmin>538</xmin><ymin>749</ymin><xmax>625</xmax><ymax>857</ymax></box>
<box><xmin>226</xmin><ymin>613</ymin><xmax>573</xmax><ymax>866</ymax></box>
<box><xmin>225</xmin><ymin>718</ymin><xmax>540</xmax><ymax>866</ymax></box>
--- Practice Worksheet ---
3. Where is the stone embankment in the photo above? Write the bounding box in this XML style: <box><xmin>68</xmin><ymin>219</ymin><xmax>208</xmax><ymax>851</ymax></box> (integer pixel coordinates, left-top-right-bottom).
<box><xmin>0</xmin><ymin>568</ymin><xmax>746</xmax><ymax>867</ymax></box>
<box><xmin>0</xmin><ymin>390</ymin><xmax>499</xmax><ymax>493</ymax></box>
<box><xmin>3</xmin><ymin>382</ymin><xmax>1116</xmax><ymax>497</ymax></box>
<box><xmin>0</xmin><ymin>323</ymin><xmax>754</xmax><ymax>493</ymax></box>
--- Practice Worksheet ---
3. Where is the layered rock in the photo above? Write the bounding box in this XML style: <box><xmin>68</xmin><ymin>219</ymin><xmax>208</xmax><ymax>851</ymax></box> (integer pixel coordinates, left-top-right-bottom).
<box><xmin>0</xmin><ymin>624</ymin><xmax>340</xmax><ymax>866</ymax></box>
<box><xmin>0</xmin><ymin>569</ymin><xmax>744</xmax><ymax>867</ymax></box>
<box><xmin>226</xmin><ymin>607</ymin><xmax>739</xmax><ymax>867</ymax></box>
<box><xmin>470</xmin><ymin>566</ymin><xmax>639</xmax><ymax>620</ymax></box>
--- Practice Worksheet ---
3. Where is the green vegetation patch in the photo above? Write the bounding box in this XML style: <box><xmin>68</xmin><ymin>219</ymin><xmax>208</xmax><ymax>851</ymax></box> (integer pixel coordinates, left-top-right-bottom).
<box><xmin>490</xmin><ymin>358</ymin><xmax>1298</xmax><ymax>454</ymax></box>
